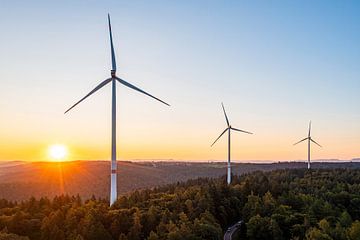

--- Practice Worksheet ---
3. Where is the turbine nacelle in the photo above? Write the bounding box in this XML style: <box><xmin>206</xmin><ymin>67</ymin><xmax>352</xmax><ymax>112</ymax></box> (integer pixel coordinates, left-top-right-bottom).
<box><xmin>211</xmin><ymin>104</ymin><xmax>253</xmax><ymax>147</ymax></box>
<box><xmin>293</xmin><ymin>121</ymin><xmax>322</xmax><ymax>148</ymax></box>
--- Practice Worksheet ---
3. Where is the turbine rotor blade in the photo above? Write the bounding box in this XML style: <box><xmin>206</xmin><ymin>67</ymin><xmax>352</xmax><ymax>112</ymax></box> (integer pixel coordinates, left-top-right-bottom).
<box><xmin>308</xmin><ymin>121</ymin><xmax>312</xmax><ymax>137</ymax></box>
<box><xmin>310</xmin><ymin>138</ymin><xmax>322</xmax><ymax>147</ymax></box>
<box><xmin>115</xmin><ymin>77</ymin><xmax>170</xmax><ymax>106</ymax></box>
<box><xmin>230</xmin><ymin>127</ymin><xmax>253</xmax><ymax>134</ymax></box>
<box><xmin>221</xmin><ymin>103</ymin><xmax>230</xmax><ymax>127</ymax></box>
<box><xmin>64</xmin><ymin>78</ymin><xmax>113</xmax><ymax>114</ymax></box>
<box><xmin>211</xmin><ymin>128</ymin><xmax>228</xmax><ymax>147</ymax></box>
<box><xmin>108</xmin><ymin>14</ymin><xmax>117</xmax><ymax>72</ymax></box>
<box><xmin>293</xmin><ymin>137</ymin><xmax>308</xmax><ymax>146</ymax></box>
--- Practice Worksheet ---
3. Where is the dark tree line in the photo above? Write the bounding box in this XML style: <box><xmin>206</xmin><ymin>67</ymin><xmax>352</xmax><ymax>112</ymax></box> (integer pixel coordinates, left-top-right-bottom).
<box><xmin>1</xmin><ymin>168</ymin><xmax>360</xmax><ymax>239</ymax></box>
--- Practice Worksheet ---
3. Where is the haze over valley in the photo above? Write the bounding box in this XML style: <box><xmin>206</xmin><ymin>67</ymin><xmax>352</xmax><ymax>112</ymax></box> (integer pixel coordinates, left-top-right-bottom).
<box><xmin>1</xmin><ymin>160</ymin><xmax>359</xmax><ymax>201</ymax></box>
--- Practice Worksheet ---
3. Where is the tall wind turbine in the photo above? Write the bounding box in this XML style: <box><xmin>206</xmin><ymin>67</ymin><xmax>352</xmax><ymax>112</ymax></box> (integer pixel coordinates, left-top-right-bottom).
<box><xmin>211</xmin><ymin>103</ymin><xmax>253</xmax><ymax>185</ymax></box>
<box><xmin>294</xmin><ymin>121</ymin><xmax>322</xmax><ymax>169</ymax></box>
<box><xmin>65</xmin><ymin>14</ymin><xmax>169</xmax><ymax>206</ymax></box>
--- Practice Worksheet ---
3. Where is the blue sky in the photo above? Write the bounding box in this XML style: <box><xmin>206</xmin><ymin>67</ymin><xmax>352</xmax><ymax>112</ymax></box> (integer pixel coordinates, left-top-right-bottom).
<box><xmin>0</xmin><ymin>1</ymin><xmax>359</xmax><ymax>161</ymax></box>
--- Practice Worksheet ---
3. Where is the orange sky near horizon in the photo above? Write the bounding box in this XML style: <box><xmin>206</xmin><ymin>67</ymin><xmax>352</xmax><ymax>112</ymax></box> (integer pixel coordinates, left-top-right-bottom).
<box><xmin>0</xmin><ymin>124</ymin><xmax>358</xmax><ymax>162</ymax></box>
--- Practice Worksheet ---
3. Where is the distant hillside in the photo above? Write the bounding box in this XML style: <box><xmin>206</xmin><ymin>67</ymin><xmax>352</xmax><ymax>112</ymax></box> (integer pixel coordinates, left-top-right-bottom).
<box><xmin>0</xmin><ymin>160</ymin><xmax>359</xmax><ymax>201</ymax></box>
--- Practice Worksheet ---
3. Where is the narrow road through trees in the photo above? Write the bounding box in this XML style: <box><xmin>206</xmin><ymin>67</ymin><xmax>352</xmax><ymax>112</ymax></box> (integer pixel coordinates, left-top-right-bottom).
<box><xmin>224</xmin><ymin>220</ymin><xmax>243</xmax><ymax>240</ymax></box>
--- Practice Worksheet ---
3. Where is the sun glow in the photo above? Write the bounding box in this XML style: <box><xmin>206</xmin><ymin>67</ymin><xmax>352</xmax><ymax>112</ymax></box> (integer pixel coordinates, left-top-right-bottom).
<box><xmin>48</xmin><ymin>144</ymin><xmax>68</xmax><ymax>161</ymax></box>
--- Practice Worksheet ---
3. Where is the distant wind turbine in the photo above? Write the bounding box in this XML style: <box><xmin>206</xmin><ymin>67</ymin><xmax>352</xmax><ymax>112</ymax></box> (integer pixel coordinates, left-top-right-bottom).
<box><xmin>294</xmin><ymin>121</ymin><xmax>322</xmax><ymax>169</ymax></box>
<box><xmin>65</xmin><ymin>14</ymin><xmax>170</xmax><ymax>206</ymax></box>
<box><xmin>211</xmin><ymin>103</ymin><xmax>253</xmax><ymax>185</ymax></box>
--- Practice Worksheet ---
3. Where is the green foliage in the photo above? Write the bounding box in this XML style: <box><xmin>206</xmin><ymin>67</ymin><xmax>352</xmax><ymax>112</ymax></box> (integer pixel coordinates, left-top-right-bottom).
<box><xmin>0</xmin><ymin>169</ymin><xmax>360</xmax><ymax>239</ymax></box>
<box><xmin>247</xmin><ymin>215</ymin><xmax>272</xmax><ymax>239</ymax></box>
<box><xmin>305</xmin><ymin>228</ymin><xmax>332</xmax><ymax>240</ymax></box>
<box><xmin>348</xmin><ymin>220</ymin><xmax>360</xmax><ymax>240</ymax></box>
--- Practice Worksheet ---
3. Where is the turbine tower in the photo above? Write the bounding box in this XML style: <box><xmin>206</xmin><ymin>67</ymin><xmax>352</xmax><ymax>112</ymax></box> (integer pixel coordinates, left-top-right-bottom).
<box><xmin>294</xmin><ymin>121</ymin><xmax>322</xmax><ymax>169</ymax></box>
<box><xmin>211</xmin><ymin>103</ymin><xmax>252</xmax><ymax>185</ymax></box>
<box><xmin>65</xmin><ymin>14</ymin><xmax>169</xmax><ymax>206</ymax></box>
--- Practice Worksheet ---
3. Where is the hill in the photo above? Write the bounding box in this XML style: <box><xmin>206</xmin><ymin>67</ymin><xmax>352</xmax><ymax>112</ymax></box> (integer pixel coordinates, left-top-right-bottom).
<box><xmin>0</xmin><ymin>161</ymin><xmax>360</xmax><ymax>201</ymax></box>
<box><xmin>1</xmin><ymin>168</ymin><xmax>360</xmax><ymax>239</ymax></box>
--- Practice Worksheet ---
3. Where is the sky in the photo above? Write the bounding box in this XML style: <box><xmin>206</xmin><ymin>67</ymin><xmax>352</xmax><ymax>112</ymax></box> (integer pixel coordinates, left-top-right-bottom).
<box><xmin>0</xmin><ymin>1</ymin><xmax>359</xmax><ymax>162</ymax></box>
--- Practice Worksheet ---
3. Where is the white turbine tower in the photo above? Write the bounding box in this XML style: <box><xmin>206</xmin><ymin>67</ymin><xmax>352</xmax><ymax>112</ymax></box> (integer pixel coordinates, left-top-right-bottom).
<box><xmin>65</xmin><ymin>14</ymin><xmax>169</xmax><ymax>206</ymax></box>
<box><xmin>294</xmin><ymin>121</ymin><xmax>322</xmax><ymax>169</ymax></box>
<box><xmin>211</xmin><ymin>103</ymin><xmax>253</xmax><ymax>185</ymax></box>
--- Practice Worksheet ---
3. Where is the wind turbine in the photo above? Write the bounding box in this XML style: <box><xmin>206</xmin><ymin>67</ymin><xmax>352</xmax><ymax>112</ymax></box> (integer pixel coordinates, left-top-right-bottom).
<box><xmin>211</xmin><ymin>103</ymin><xmax>253</xmax><ymax>185</ymax></box>
<box><xmin>65</xmin><ymin>14</ymin><xmax>169</xmax><ymax>206</ymax></box>
<box><xmin>293</xmin><ymin>121</ymin><xmax>322</xmax><ymax>169</ymax></box>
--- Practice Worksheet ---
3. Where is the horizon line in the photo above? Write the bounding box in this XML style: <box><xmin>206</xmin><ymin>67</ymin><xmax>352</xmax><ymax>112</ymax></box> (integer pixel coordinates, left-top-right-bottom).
<box><xmin>1</xmin><ymin>158</ymin><xmax>360</xmax><ymax>164</ymax></box>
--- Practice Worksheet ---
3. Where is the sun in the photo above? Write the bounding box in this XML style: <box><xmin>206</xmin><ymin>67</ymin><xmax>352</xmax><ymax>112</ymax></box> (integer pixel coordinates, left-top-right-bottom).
<box><xmin>48</xmin><ymin>144</ymin><xmax>68</xmax><ymax>161</ymax></box>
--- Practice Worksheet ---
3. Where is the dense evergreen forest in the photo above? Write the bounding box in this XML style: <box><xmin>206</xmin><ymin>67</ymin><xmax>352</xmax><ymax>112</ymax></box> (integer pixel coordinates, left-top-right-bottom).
<box><xmin>1</xmin><ymin>168</ymin><xmax>360</xmax><ymax>240</ymax></box>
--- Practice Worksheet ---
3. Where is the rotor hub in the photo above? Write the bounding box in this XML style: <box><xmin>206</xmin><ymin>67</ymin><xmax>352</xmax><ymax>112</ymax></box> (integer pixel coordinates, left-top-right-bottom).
<box><xmin>111</xmin><ymin>70</ymin><xmax>116</xmax><ymax>78</ymax></box>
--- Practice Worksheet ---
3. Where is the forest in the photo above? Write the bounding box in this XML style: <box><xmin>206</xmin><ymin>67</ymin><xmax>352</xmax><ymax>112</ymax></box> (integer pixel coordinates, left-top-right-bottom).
<box><xmin>1</xmin><ymin>168</ymin><xmax>360</xmax><ymax>240</ymax></box>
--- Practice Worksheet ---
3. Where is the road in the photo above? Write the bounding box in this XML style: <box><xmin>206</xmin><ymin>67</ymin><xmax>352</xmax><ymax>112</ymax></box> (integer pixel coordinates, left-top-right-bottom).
<box><xmin>224</xmin><ymin>220</ymin><xmax>243</xmax><ymax>240</ymax></box>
